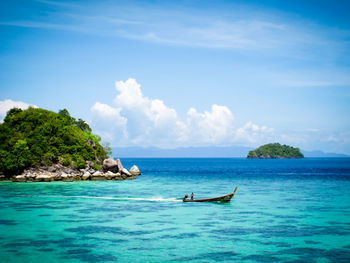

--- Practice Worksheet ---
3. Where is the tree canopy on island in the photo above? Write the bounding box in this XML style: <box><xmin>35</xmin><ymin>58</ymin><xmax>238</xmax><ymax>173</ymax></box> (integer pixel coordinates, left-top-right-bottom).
<box><xmin>0</xmin><ymin>107</ymin><xmax>110</xmax><ymax>175</ymax></box>
<box><xmin>247</xmin><ymin>143</ymin><xmax>304</xmax><ymax>159</ymax></box>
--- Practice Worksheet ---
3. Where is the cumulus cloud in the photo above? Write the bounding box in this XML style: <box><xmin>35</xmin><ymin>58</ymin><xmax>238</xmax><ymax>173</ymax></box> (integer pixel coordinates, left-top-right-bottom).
<box><xmin>186</xmin><ymin>105</ymin><xmax>235</xmax><ymax>145</ymax></box>
<box><xmin>236</xmin><ymin>122</ymin><xmax>274</xmax><ymax>144</ymax></box>
<box><xmin>91</xmin><ymin>102</ymin><xmax>126</xmax><ymax>121</ymax></box>
<box><xmin>90</xmin><ymin>78</ymin><xmax>273</xmax><ymax>148</ymax></box>
<box><xmin>90</xmin><ymin>102</ymin><xmax>128</xmax><ymax>144</ymax></box>
<box><xmin>0</xmin><ymin>99</ymin><xmax>38</xmax><ymax>121</ymax></box>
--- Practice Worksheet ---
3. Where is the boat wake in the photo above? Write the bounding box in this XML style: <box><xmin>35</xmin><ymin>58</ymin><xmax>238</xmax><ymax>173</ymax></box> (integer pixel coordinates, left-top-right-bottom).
<box><xmin>16</xmin><ymin>195</ymin><xmax>182</xmax><ymax>202</ymax></box>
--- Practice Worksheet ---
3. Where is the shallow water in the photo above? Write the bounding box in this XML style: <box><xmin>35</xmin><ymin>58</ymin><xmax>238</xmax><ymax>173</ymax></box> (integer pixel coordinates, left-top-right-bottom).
<box><xmin>1</xmin><ymin>158</ymin><xmax>350</xmax><ymax>262</ymax></box>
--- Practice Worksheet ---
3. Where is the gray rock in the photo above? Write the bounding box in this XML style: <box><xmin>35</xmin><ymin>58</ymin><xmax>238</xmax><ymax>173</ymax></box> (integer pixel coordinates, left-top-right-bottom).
<box><xmin>64</xmin><ymin>168</ymin><xmax>74</xmax><ymax>174</ymax></box>
<box><xmin>12</xmin><ymin>175</ymin><xmax>26</xmax><ymax>182</ymax></box>
<box><xmin>35</xmin><ymin>174</ymin><xmax>53</xmax><ymax>182</ymax></box>
<box><xmin>82</xmin><ymin>172</ymin><xmax>91</xmax><ymax>180</ymax></box>
<box><xmin>48</xmin><ymin>166</ymin><xmax>56</xmax><ymax>172</ymax></box>
<box><xmin>91</xmin><ymin>171</ymin><xmax>106</xmax><ymax>180</ymax></box>
<box><xmin>60</xmin><ymin>173</ymin><xmax>74</xmax><ymax>181</ymax></box>
<box><xmin>54</xmin><ymin>164</ymin><xmax>63</xmax><ymax>170</ymax></box>
<box><xmin>91</xmin><ymin>175</ymin><xmax>106</xmax><ymax>181</ymax></box>
<box><xmin>116</xmin><ymin>159</ymin><xmax>124</xmax><ymax>172</ymax></box>
<box><xmin>103</xmin><ymin>158</ymin><xmax>119</xmax><ymax>173</ymax></box>
<box><xmin>121</xmin><ymin>168</ymin><xmax>132</xmax><ymax>177</ymax></box>
<box><xmin>129</xmin><ymin>165</ymin><xmax>141</xmax><ymax>176</ymax></box>
<box><xmin>86</xmin><ymin>160</ymin><xmax>94</xmax><ymax>168</ymax></box>
<box><xmin>113</xmin><ymin>172</ymin><xmax>122</xmax><ymax>180</ymax></box>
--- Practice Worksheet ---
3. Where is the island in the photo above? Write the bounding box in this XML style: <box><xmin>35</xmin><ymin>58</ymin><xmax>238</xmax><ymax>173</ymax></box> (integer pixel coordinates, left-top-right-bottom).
<box><xmin>247</xmin><ymin>143</ymin><xmax>304</xmax><ymax>159</ymax></box>
<box><xmin>0</xmin><ymin>107</ymin><xmax>140</xmax><ymax>182</ymax></box>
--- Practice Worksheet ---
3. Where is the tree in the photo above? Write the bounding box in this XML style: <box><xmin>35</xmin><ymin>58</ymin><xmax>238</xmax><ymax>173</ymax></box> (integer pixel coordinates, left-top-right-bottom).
<box><xmin>102</xmin><ymin>142</ymin><xmax>113</xmax><ymax>157</ymax></box>
<box><xmin>0</xmin><ymin>107</ymin><xmax>110</xmax><ymax>176</ymax></box>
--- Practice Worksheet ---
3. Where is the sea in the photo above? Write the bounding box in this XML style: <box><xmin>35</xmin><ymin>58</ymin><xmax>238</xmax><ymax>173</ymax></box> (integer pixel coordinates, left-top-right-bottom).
<box><xmin>0</xmin><ymin>158</ymin><xmax>350</xmax><ymax>262</ymax></box>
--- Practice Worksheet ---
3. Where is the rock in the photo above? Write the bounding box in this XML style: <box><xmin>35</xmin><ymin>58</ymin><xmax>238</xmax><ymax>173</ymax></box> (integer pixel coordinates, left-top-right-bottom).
<box><xmin>113</xmin><ymin>172</ymin><xmax>123</xmax><ymax>180</ymax></box>
<box><xmin>86</xmin><ymin>160</ymin><xmax>94</xmax><ymax>168</ymax></box>
<box><xmin>61</xmin><ymin>173</ymin><xmax>74</xmax><ymax>181</ymax></box>
<box><xmin>64</xmin><ymin>168</ymin><xmax>74</xmax><ymax>174</ymax></box>
<box><xmin>54</xmin><ymin>164</ymin><xmax>63</xmax><ymax>170</ymax></box>
<box><xmin>23</xmin><ymin>173</ymin><xmax>35</xmax><ymax>181</ymax></box>
<box><xmin>82</xmin><ymin>172</ymin><xmax>91</xmax><ymax>180</ymax></box>
<box><xmin>35</xmin><ymin>174</ymin><xmax>53</xmax><ymax>182</ymax></box>
<box><xmin>73</xmin><ymin>175</ymin><xmax>81</xmax><ymax>181</ymax></box>
<box><xmin>116</xmin><ymin>159</ymin><xmax>124</xmax><ymax>172</ymax></box>
<box><xmin>121</xmin><ymin>168</ymin><xmax>132</xmax><ymax>177</ymax></box>
<box><xmin>88</xmin><ymin>169</ymin><xmax>95</xmax><ymax>174</ymax></box>
<box><xmin>12</xmin><ymin>175</ymin><xmax>26</xmax><ymax>182</ymax></box>
<box><xmin>106</xmin><ymin>171</ymin><xmax>115</xmax><ymax>175</ymax></box>
<box><xmin>54</xmin><ymin>173</ymin><xmax>62</xmax><ymax>181</ymax></box>
<box><xmin>91</xmin><ymin>171</ymin><xmax>106</xmax><ymax>180</ymax></box>
<box><xmin>0</xmin><ymin>175</ymin><xmax>7</xmax><ymax>181</ymax></box>
<box><xmin>129</xmin><ymin>165</ymin><xmax>141</xmax><ymax>176</ymax></box>
<box><xmin>91</xmin><ymin>175</ymin><xmax>106</xmax><ymax>181</ymax></box>
<box><xmin>103</xmin><ymin>158</ymin><xmax>119</xmax><ymax>173</ymax></box>
<box><xmin>48</xmin><ymin>166</ymin><xmax>56</xmax><ymax>172</ymax></box>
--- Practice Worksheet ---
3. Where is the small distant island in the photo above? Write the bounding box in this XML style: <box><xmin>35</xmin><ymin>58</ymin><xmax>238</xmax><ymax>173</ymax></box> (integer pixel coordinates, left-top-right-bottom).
<box><xmin>0</xmin><ymin>107</ymin><xmax>140</xmax><ymax>182</ymax></box>
<box><xmin>247</xmin><ymin>143</ymin><xmax>304</xmax><ymax>159</ymax></box>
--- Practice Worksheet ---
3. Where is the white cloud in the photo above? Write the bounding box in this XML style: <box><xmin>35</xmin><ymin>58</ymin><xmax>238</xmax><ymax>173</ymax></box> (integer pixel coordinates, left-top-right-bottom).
<box><xmin>91</xmin><ymin>102</ymin><xmax>125</xmax><ymax>121</ymax></box>
<box><xmin>90</xmin><ymin>102</ymin><xmax>128</xmax><ymax>145</ymax></box>
<box><xmin>0</xmin><ymin>99</ymin><xmax>38</xmax><ymax>121</ymax></box>
<box><xmin>186</xmin><ymin>105</ymin><xmax>235</xmax><ymax>145</ymax></box>
<box><xmin>235</xmin><ymin>121</ymin><xmax>274</xmax><ymax>144</ymax></box>
<box><xmin>91</xmin><ymin>78</ymin><xmax>273</xmax><ymax>147</ymax></box>
<box><xmin>112</xmin><ymin>78</ymin><xmax>187</xmax><ymax>147</ymax></box>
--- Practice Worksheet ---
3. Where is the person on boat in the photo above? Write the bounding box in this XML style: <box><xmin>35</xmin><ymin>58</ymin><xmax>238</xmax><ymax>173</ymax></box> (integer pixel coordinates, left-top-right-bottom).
<box><xmin>191</xmin><ymin>192</ymin><xmax>194</xmax><ymax>200</ymax></box>
<box><xmin>183</xmin><ymin>194</ymin><xmax>188</xmax><ymax>201</ymax></box>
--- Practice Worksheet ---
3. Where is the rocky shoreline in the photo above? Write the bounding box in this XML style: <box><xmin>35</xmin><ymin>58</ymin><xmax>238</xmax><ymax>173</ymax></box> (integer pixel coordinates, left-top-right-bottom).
<box><xmin>0</xmin><ymin>158</ymin><xmax>141</xmax><ymax>182</ymax></box>
<box><xmin>247</xmin><ymin>155</ymin><xmax>304</xmax><ymax>159</ymax></box>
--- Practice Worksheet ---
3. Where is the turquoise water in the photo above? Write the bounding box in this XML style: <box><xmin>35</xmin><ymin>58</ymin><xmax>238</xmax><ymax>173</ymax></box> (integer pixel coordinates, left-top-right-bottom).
<box><xmin>1</xmin><ymin>158</ymin><xmax>350</xmax><ymax>262</ymax></box>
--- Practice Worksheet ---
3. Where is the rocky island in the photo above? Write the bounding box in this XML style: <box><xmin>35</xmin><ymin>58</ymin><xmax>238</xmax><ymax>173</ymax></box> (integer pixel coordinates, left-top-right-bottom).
<box><xmin>247</xmin><ymin>143</ymin><xmax>304</xmax><ymax>159</ymax></box>
<box><xmin>0</xmin><ymin>107</ymin><xmax>140</xmax><ymax>182</ymax></box>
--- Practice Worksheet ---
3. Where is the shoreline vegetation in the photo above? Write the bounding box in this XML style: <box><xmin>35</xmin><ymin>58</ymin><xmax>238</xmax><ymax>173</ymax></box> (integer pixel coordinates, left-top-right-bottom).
<box><xmin>0</xmin><ymin>107</ymin><xmax>140</xmax><ymax>182</ymax></box>
<box><xmin>247</xmin><ymin>143</ymin><xmax>304</xmax><ymax>159</ymax></box>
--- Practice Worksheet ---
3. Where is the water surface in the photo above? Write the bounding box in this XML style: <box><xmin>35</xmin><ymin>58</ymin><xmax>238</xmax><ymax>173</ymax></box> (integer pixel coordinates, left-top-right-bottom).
<box><xmin>1</xmin><ymin>158</ymin><xmax>350</xmax><ymax>262</ymax></box>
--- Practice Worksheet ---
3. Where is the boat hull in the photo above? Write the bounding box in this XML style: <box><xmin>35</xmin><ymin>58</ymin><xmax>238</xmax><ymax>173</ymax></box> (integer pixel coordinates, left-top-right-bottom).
<box><xmin>183</xmin><ymin>186</ymin><xmax>237</xmax><ymax>203</ymax></box>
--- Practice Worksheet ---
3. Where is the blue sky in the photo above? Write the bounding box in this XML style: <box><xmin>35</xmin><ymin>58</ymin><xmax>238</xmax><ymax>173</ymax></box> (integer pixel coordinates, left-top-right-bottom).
<box><xmin>1</xmin><ymin>0</ymin><xmax>350</xmax><ymax>154</ymax></box>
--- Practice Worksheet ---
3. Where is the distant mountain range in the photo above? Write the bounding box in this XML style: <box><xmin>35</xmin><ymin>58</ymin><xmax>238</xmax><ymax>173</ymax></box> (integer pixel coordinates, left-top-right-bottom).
<box><xmin>113</xmin><ymin>146</ymin><xmax>349</xmax><ymax>158</ymax></box>
<box><xmin>301</xmin><ymin>150</ymin><xmax>349</xmax><ymax>158</ymax></box>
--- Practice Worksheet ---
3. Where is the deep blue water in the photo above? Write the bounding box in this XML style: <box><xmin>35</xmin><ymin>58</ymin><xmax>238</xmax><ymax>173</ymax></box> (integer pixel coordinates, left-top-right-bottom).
<box><xmin>1</xmin><ymin>158</ymin><xmax>350</xmax><ymax>262</ymax></box>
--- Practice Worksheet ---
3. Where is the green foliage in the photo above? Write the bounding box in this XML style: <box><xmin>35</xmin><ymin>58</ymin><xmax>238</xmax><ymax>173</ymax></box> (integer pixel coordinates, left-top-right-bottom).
<box><xmin>102</xmin><ymin>142</ymin><xmax>113</xmax><ymax>157</ymax></box>
<box><xmin>75</xmin><ymin>118</ymin><xmax>92</xmax><ymax>133</ymax></box>
<box><xmin>92</xmin><ymin>164</ymin><xmax>102</xmax><ymax>171</ymax></box>
<box><xmin>61</xmin><ymin>155</ymin><xmax>72</xmax><ymax>167</ymax></box>
<box><xmin>247</xmin><ymin>143</ymin><xmax>304</xmax><ymax>159</ymax></box>
<box><xmin>0</xmin><ymin>107</ymin><xmax>109</xmax><ymax>175</ymax></box>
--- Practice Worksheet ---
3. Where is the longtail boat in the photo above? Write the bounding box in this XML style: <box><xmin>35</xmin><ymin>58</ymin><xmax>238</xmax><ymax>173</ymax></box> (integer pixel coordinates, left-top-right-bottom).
<box><xmin>183</xmin><ymin>186</ymin><xmax>237</xmax><ymax>203</ymax></box>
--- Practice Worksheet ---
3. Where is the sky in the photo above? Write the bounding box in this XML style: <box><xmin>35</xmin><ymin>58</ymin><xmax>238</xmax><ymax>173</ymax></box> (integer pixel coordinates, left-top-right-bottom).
<box><xmin>1</xmin><ymin>0</ymin><xmax>350</xmax><ymax>154</ymax></box>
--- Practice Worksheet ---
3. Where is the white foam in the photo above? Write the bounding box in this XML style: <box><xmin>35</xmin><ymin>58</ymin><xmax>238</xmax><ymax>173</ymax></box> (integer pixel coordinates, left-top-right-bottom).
<box><xmin>17</xmin><ymin>195</ymin><xmax>182</xmax><ymax>202</ymax></box>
